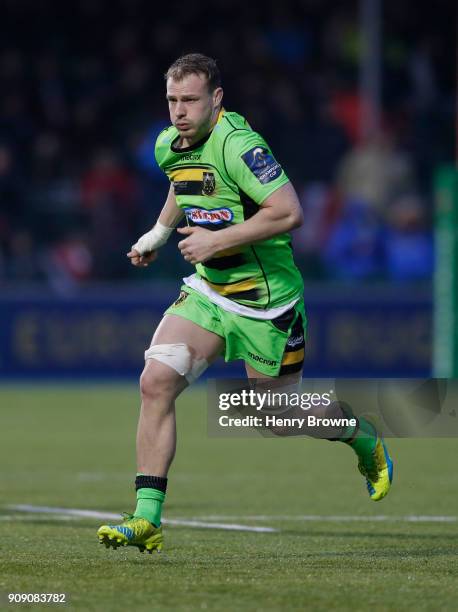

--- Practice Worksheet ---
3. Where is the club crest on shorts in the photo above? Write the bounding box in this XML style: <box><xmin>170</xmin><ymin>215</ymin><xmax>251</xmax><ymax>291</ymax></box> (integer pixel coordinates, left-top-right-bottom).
<box><xmin>202</xmin><ymin>172</ymin><xmax>216</xmax><ymax>195</ymax></box>
<box><xmin>173</xmin><ymin>291</ymin><xmax>189</xmax><ymax>307</ymax></box>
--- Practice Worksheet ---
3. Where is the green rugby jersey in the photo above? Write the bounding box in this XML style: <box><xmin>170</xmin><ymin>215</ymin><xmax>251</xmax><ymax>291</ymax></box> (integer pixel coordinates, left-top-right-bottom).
<box><xmin>155</xmin><ymin>110</ymin><xmax>304</xmax><ymax>309</ymax></box>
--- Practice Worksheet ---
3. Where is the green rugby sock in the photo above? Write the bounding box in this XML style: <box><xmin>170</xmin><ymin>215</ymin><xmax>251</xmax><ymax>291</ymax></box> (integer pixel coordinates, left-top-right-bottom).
<box><xmin>133</xmin><ymin>474</ymin><xmax>167</xmax><ymax>527</ymax></box>
<box><xmin>134</xmin><ymin>489</ymin><xmax>165</xmax><ymax>527</ymax></box>
<box><xmin>343</xmin><ymin>417</ymin><xmax>377</xmax><ymax>457</ymax></box>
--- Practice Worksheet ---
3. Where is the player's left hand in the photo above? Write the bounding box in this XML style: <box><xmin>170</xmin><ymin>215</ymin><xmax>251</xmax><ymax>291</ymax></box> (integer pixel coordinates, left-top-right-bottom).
<box><xmin>177</xmin><ymin>226</ymin><xmax>219</xmax><ymax>264</ymax></box>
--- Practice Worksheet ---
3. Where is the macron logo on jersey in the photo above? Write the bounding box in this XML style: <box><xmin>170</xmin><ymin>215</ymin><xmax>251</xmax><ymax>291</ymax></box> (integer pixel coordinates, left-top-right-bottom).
<box><xmin>184</xmin><ymin>207</ymin><xmax>233</xmax><ymax>225</ymax></box>
<box><xmin>241</xmin><ymin>146</ymin><xmax>283</xmax><ymax>185</ymax></box>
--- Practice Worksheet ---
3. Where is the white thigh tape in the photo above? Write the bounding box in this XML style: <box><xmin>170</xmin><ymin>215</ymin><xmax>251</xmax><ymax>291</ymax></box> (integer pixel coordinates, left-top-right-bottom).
<box><xmin>144</xmin><ymin>343</ymin><xmax>208</xmax><ymax>384</ymax></box>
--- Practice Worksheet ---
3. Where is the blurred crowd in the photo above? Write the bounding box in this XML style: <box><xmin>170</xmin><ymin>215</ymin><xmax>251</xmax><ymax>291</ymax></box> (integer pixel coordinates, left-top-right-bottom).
<box><xmin>0</xmin><ymin>0</ymin><xmax>454</xmax><ymax>290</ymax></box>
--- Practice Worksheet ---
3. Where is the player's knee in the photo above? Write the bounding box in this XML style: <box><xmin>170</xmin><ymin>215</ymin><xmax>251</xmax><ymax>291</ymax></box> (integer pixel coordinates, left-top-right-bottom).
<box><xmin>139</xmin><ymin>362</ymin><xmax>181</xmax><ymax>404</ymax></box>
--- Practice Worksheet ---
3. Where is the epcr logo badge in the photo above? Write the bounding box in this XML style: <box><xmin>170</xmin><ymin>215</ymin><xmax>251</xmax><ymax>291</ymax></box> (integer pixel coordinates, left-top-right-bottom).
<box><xmin>184</xmin><ymin>207</ymin><xmax>233</xmax><ymax>225</ymax></box>
<box><xmin>241</xmin><ymin>146</ymin><xmax>283</xmax><ymax>185</ymax></box>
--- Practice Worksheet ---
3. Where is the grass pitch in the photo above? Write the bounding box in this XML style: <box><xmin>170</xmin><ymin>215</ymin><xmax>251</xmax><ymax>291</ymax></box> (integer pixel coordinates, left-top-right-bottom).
<box><xmin>1</xmin><ymin>385</ymin><xmax>458</xmax><ymax>611</ymax></box>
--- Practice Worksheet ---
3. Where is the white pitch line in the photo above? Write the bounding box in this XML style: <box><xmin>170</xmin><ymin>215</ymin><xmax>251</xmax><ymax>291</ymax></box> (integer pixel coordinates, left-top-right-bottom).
<box><xmin>200</xmin><ymin>514</ymin><xmax>458</xmax><ymax>523</ymax></box>
<box><xmin>6</xmin><ymin>505</ymin><xmax>277</xmax><ymax>533</ymax></box>
<box><xmin>0</xmin><ymin>514</ymin><xmax>77</xmax><ymax>522</ymax></box>
<box><xmin>6</xmin><ymin>506</ymin><xmax>457</xmax><ymax>527</ymax></box>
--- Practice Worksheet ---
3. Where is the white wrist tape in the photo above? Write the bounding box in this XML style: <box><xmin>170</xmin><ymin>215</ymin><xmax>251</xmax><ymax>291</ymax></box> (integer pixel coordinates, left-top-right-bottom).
<box><xmin>132</xmin><ymin>221</ymin><xmax>173</xmax><ymax>255</ymax></box>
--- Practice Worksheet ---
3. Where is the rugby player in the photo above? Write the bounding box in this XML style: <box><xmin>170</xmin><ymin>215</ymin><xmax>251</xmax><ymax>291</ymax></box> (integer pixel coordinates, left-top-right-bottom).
<box><xmin>97</xmin><ymin>54</ymin><xmax>393</xmax><ymax>554</ymax></box>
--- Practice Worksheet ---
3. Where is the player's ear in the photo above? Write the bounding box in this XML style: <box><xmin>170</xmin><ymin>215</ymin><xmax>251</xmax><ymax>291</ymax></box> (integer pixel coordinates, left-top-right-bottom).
<box><xmin>213</xmin><ymin>87</ymin><xmax>223</xmax><ymax>109</ymax></box>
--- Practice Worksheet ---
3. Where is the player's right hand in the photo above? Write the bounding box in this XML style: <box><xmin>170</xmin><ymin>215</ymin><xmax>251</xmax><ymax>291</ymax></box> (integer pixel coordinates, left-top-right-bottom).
<box><xmin>127</xmin><ymin>249</ymin><xmax>158</xmax><ymax>267</ymax></box>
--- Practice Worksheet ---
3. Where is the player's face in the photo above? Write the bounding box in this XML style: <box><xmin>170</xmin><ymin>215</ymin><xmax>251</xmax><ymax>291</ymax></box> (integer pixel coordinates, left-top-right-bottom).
<box><xmin>166</xmin><ymin>74</ymin><xmax>222</xmax><ymax>144</ymax></box>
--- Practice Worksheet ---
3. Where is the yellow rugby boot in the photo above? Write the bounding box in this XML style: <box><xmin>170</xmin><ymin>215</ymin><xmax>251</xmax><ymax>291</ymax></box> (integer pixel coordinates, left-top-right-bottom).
<box><xmin>97</xmin><ymin>514</ymin><xmax>163</xmax><ymax>554</ymax></box>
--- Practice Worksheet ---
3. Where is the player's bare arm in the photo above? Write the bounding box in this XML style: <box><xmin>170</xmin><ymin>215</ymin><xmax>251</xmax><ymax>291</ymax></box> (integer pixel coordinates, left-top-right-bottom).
<box><xmin>177</xmin><ymin>182</ymin><xmax>303</xmax><ymax>265</ymax></box>
<box><xmin>127</xmin><ymin>184</ymin><xmax>184</xmax><ymax>267</ymax></box>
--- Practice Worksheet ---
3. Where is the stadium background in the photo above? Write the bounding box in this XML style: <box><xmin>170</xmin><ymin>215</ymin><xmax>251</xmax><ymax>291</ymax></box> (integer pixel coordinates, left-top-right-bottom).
<box><xmin>0</xmin><ymin>0</ymin><xmax>454</xmax><ymax>378</ymax></box>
